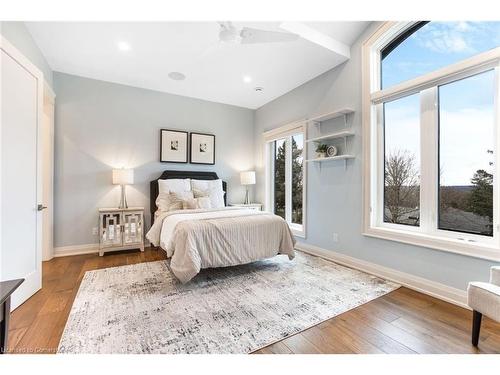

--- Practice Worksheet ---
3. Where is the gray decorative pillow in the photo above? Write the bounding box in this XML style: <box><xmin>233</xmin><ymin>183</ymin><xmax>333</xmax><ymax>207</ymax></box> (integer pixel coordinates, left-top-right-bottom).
<box><xmin>182</xmin><ymin>197</ymin><xmax>212</xmax><ymax>210</ymax></box>
<box><xmin>156</xmin><ymin>191</ymin><xmax>194</xmax><ymax>212</ymax></box>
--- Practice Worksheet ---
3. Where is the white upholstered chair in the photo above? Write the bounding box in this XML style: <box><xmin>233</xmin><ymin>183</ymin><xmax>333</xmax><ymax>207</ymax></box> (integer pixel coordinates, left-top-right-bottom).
<box><xmin>467</xmin><ymin>266</ymin><xmax>500</xmax><ymax>346</ymax></box>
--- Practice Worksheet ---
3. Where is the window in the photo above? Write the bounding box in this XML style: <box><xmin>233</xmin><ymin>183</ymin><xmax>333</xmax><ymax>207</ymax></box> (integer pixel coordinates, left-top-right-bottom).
<box><xmin>363</xmin><ymin>21</ymin><xmax>500</xmax><ymax>260</ymax></box>
<box><xmin>438</xmin><ymin>70</ymin><xmax>496</xmax><ymax>236</ymax></box>
<box><xmin>384</xmin><ymin>94</ymin><xmax>421</xmax><ymax>226</ymax></box>
<box><xmin>382</xmin><ymin>22</ymin><xmax>500</xmax><ymax>89</ymax></box>
<box><xmin>264</xmin><ymin>123</ymin><xmax>306</xmax><ymax>236</ymax></box>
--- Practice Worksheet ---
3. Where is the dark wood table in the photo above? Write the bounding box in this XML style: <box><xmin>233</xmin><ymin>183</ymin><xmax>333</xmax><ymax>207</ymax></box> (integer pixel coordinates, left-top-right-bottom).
<box><xmin>0</xmin><ymin>279</ymin><xmax>24</xmax><ymax>354</ymax></box>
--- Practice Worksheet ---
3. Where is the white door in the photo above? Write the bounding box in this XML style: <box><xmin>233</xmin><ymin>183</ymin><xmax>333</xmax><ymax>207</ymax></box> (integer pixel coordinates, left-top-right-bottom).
<box><xmin>1</xmin><ymin>37</ymin><xmax>43</xmax><ymax>309</ymax></box>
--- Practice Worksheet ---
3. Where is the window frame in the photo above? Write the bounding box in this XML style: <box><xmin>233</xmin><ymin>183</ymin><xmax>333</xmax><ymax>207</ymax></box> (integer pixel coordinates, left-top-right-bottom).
<box><xmin>264</xmin><ymin>121</ymin><xmax>307</xmax><ymax>238</ymax></box>
<box><xmin>362</xmin><ymin>22</ymin><xmax>500</xmax><ymax>261</ymax></box>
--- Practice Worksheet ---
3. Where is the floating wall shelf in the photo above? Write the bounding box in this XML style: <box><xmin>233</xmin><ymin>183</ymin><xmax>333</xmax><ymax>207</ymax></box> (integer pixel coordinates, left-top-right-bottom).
<box><xmin>306</xmin><ymin>154</ymin><xmax>355</xmax><ymax>171</ymax></box>
<box><xmin>306</xmin><ymin>130</ymin><xmax>355</xmax><ymax>143</ymax></box>
<box><xmin>306</xmin><ymin>154</ymin><xmax>355</xmax><ymax>163</ymax></box>
<box><xmin>305</xmin><ymin>108</ymin><xmax>356</xmax><ymax>171</ymax></box>
<box><xmin>308</xmin><ymin>108</ymin><xmax>354</xmax><ymax>123</ymax></box>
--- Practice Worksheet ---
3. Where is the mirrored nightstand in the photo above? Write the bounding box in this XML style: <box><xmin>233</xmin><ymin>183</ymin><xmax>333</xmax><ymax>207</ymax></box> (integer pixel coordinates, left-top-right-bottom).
<box><xmin>98</xmin><ymin>207</ymin><xmax>144</xmax><ymax>256</ymax></box>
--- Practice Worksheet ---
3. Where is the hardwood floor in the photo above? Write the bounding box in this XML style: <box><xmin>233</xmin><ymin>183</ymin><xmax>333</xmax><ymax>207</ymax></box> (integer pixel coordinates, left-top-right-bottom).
<box><xmin>7</xmin><ymin>247</ymin><xmax>500</xmax><ymax>354</ymax></box>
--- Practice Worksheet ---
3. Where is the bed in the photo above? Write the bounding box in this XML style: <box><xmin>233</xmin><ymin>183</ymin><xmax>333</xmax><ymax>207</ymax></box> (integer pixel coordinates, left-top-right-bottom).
<box><xmin>146</xmin><ymin>170</ymin><xmax>295</xmax><ymax>283</ymax></box>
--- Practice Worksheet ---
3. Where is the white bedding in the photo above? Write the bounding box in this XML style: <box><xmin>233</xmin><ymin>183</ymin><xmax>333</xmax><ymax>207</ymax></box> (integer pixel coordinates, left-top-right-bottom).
<box><xmin>146</xmin><ymin>207</ymin><xmax>296</xmax><ymax>283</ymax></box>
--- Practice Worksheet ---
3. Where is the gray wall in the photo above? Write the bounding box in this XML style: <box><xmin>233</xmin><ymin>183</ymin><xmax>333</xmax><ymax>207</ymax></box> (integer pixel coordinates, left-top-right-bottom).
<box><xmin>253</xmin><ymin>23</ymin><xmax>499</xmax><ymax>291</ymax></box>
<box><xmin>54</xmin><ymin>72</ymin><xmax>254</xmax><ymax>247</ymax></box>
<box><xmin>1</xmin><ymin>21</ymin><xmax>53</xmax><ymax>86</ymax></box>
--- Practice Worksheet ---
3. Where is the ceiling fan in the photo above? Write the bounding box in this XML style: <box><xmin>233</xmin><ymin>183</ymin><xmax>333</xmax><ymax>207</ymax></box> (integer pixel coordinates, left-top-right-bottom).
<box><xmin>217</xmin><ymin>22</ymin><xmax>299</xmax><ymax>44</ymax></box>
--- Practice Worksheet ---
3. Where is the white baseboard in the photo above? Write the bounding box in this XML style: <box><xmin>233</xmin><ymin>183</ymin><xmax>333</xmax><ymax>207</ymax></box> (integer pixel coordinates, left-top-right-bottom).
<box><xmin>53</xmin><ymin>240</ymin><xmax>152</xmax><ymax>258</ymax></box>
<box><xmin>54</xmin><ymin>243</ymin><xmax>100</xmax><ymax>257</ymax></box>
<box><xmin>295</xmin><ymin>242</ymin><xmax>468</xmax><ymax>309</ymax></box>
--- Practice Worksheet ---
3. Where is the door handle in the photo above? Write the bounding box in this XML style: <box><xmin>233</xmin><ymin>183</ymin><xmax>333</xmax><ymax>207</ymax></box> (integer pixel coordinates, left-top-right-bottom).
<box><xmin>37</xmin><ymin>204</ymin><xmax>48</xmax><ymax>211</ymax></box>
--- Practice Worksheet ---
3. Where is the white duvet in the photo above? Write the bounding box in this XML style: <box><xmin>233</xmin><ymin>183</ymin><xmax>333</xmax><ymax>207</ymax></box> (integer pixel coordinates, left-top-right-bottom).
<box><xmin>146</xmin><ymin>207</ymin><xmax>296</xmax><ymax>283</ymax></box>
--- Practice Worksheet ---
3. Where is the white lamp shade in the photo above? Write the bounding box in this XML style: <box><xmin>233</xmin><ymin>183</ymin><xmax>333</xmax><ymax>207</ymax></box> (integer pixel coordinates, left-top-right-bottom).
<box><xmin>240</xmin><ymin>171</ymin><xmax>256</xmax><ymax>185</ymax></box>
<box><xmin>112</xmin><ymin>169</ymin><xmax>134</xmax><ymax>185</ymax></box>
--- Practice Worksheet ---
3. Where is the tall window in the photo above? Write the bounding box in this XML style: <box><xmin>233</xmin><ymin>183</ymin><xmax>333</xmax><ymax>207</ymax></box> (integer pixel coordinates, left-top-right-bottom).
<box><xmin>265</xmin><ymin>124</ymin><xmax>305</xmax><ymax>236</ymax></box>
<box><xmin>438</xmin><ymin>70</ymin><xmax>496</xmax><ymax>236</ymax></box>
<box><xmin>384</xmin><ymin>93</ymin><xmax>421</xmax><ymax>226</ymax></box>
<box><xmin>364</xmin><ymin>21</ymin><xmax>500</xmax><ymax>260</ymax></box>
<box><xmin>274</xmin><ymin>138</ymin><xmax>286</xmax><ymax>219</ymax></box>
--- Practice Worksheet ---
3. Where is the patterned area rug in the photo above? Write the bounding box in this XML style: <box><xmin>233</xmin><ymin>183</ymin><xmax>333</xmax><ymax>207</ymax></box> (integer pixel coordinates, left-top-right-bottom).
<box><xmin>58</xmin><ymin>252</ymin><xmax>399</xmax><ymax>354</ymax></box>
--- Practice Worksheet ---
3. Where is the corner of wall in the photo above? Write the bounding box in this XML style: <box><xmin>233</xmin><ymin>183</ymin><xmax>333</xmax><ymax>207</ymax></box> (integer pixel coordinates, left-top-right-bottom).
<box><xmin>1</xmin><ymin>21</ymin><xmax>54</xmax><ymax>87</ymax></box>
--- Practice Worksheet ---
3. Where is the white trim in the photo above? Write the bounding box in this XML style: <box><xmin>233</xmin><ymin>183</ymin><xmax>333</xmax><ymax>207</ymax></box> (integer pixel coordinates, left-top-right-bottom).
<box><xmin>263</xmin><ymin>119</ymin><xmax>306</xmax><ymax>142</ymax></box>
<box><xmin>0</xmin><ymin>36</ymin><xmax>43</xmax><ymax>80</ymax></box>
<box><xmin>295</xmin><ymin>242</ymin><xmax>468</xmax><ymax>309</ymax></box>
<box><xmin>53</xmin><ymin>240</ymin><xmax>151</xmax><ymax>258</ymax></box>
<box><xmin>285</xmin><ymin>136</ymin><xmax>292</xmax><ymax>223</ymax></box>
<box><xmin>44</xmin><ymin>80</ymin><xmax>56</xmax><ymax>104</ymax></box>
<box><xmin>419</xmin><ymin>87</ymin><xmax>438</xmax><ymax>234</ymax></box>
<box><xmin>372</xmin><ymin>47</ymin><xmax>500</xmax><ymax>105</ymax></box>
<box><xmin>53</xmin><ymin>243</ymin><xmax>99</xmax><ymax>257</ymax></box>
<box><xmin>264</xmin><ymin>141</ymin><xmax>272</xmax><ymax>212</ymax></box>
<box><xmin>364</xmin><ymin>226</ymin><xmax>500</xmax><ymax>262</ymax></box>
<box><xmin>300</xmin><ymin>130</ymin><xmax>307</xmax><ymax>238</ymax></box>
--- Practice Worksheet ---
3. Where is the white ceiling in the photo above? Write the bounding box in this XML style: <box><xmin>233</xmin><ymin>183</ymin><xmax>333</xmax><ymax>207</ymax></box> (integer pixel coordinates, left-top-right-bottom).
<box><xmin>26</xmin><ymin>22</ymin><xmax>370</xmax><ymax>109</ymax></box>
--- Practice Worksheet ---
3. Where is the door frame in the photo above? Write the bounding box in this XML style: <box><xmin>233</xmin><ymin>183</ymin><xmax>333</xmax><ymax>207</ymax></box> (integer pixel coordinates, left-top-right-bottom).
<box><xmin>1</xmin><ymin>35</ymin><xmax>44</xmax><ymax>309</ymax></box>
<box><xmin>42</xmin><ymin>81</ymin><xmax>55</xmax><ymax>261</ymax></box>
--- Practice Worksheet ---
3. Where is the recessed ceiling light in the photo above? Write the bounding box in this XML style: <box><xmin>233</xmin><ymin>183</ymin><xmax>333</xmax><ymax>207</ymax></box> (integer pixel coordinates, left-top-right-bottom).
<box><xmin>117</xmin><ymin>41</ymin><xmax>131</xmax><ymax>51</ymax></box>
<box><xmin>243</xmin><ymin>75</ymin><xmax>252</xmax><ymax>83</ymax></box>
<box><xmin>168</xmin><ymin>72</ymin><xmax>186</xmax><ymax>81</ymax></box>
<box><xmin>254</xmin><ymin>87</ymin><xmax>264</xmax><ymax>92</ymax></box>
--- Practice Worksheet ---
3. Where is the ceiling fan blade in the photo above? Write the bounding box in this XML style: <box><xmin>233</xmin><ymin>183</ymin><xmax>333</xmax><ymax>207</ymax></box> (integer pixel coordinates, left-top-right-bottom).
<box><xmin>240</xmin><ymin>27</ymin><xmax>299</xmax><ymax>44</ymax></box>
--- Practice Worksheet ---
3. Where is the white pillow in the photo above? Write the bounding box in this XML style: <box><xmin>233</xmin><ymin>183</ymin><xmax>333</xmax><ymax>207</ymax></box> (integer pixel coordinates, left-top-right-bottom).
<box><xmin>191</xmin><ymin>179</ymin><xmax>225</xmax><ymax>208</ymax></box>
<box><xmin>158</xmin><ymin>178</ymin><xmax>191</xmax><ymax>195</ymax></box>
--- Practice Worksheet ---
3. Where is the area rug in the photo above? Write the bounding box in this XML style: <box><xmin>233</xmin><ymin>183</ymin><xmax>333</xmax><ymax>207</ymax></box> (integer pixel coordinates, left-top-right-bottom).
<box><xmin>58</xmin><ymin>252</ymin><xmax>399</xmax><ymax>354</ymax></box>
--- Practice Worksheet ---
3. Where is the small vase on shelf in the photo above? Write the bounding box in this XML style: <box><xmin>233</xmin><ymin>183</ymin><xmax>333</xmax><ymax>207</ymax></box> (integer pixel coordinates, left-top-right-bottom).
<box><xmin>315</xmin><ymin>143</ymin><xmax>328</xmax><ymax>159</ymax></box>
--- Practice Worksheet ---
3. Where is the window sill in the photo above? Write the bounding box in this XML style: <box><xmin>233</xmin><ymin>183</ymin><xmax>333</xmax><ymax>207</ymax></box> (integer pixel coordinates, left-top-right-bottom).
<box><xmin>290</xmin><ymin>223</ymin><xmax>306</xmax><ymax>239</ymax></box>
<box><xmin>292</xmin><ymin>231</ymin><xmax>306</xmax><ymax>239</ymax></box>
<box><xmin>363</xmin><ymin>226</ymin><xmax>500</xmax><ymax>262</ymax></box>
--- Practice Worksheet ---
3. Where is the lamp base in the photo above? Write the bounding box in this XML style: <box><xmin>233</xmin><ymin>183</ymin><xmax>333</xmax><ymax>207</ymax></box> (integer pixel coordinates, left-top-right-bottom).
<box><xmin>119</xmin><ymin>184</ymin><xmax>128</xmax><ymax>209</ymax></box>
<box><xmin>244</xmin><ymin>188</ymin><xmax>250</xmax><ymax>205</ymax></box>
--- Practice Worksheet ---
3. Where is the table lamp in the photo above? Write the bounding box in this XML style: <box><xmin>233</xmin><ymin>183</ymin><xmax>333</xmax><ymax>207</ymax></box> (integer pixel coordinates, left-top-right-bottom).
<box><xmin>112</xmin><ymin>168</ymin><xmax>134</xmax><ymax>209</ymax></box>
<box><xmin>240</xmin><ymin>171</ymin><xmax>256</xmax><ymax>205</ymax></box>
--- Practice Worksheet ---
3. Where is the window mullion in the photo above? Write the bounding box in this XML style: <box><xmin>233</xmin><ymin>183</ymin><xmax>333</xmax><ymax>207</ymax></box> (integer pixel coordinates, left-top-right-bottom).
<box><xmin>419</xmin><ymin>87</ymin><xmax>438</xmax><ymax>234</ymax></box>
<box><xmin>375</xmin><ymin>103</ymin><xmax>385</xmax><ymax>227</ymax></box>
<box><xmin>285</xmin><ymin>137</ymin><xmax>292</xmax><ymax>223</ymax></box>
<box><xmin>494</xmin><ymin>65</ymin><xmax>500</xmax><ymax>244</ymax></box>
<box><xmin>268</xmin><ymin>142</ymin><xmax>275</xmax><ymax>213</ymax></box>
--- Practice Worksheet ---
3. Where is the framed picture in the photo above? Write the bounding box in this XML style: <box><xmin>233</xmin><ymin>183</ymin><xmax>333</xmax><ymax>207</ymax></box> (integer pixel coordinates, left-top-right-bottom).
<box><xmin>190</xmin><ymin>132</ymin><xmax>215</xmax><ymax>165</ymax></box>
<box><xmin>160</xmin><ymin>129</ymin><xmax>188</xmax><ymax>163</ymax></box>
